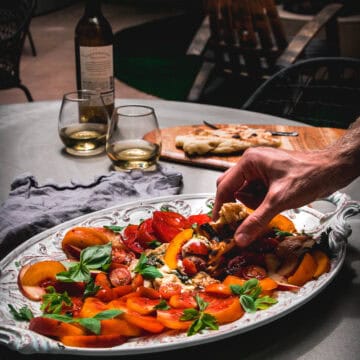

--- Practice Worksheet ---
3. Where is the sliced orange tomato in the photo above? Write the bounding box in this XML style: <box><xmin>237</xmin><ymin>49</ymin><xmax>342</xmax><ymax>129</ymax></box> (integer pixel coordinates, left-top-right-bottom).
<box><xmin>78</xmin><ymin>297</ymin><xmax>109</xmax><ymax>318</ymax></box>
<box><xmin>126</xmin><ymin>296</ymin><xmax>161</xmax><ymax>315</ymax></box>
<box><xmin>108</xmin><ymin>299</ymin><xmax>164</xmax><ymax>333</ymax></box>
<box><xmin>169</xmin><ymin>292</ymin><xmax>197</xmax><ymax>309</ymax></box>
<box><xmin>137</xmin><ymin>286</ymin><xmax>161</xmax><ymax>299</ymax></box>
<box><xmin>164</xmin><ymin>228</ymin><xmax>193</xmax><ymax>269</ymax></box>
<box><xmin>201</xmin><ymin>294</ymin><xmax>244</xmax><ymax>324</ymax></box>
<box><xmin>156</xmin><ymin>309</ymin><xmax>192</xmax><ymax>330</ymax></box>
<box><xmin>204</xmin><ymin>283</ymin><xmax>232</xmax><ymax>297</ymax></box>
<box><xmin>101</xmin><ymin>319</ymin><xmax>142</xmax><ymax>337</ymax></box>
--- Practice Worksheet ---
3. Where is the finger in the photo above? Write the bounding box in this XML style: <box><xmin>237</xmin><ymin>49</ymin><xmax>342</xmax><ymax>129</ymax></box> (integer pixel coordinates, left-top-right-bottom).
<box><xmin>233</xmin><ymin>202</ymin><xmax>278</xmax><ymax>247</ymax></box>
<box><xmin>212</xmin><ymin>164</ymin><xmax>246</xmax><ymax>220</ymax></box>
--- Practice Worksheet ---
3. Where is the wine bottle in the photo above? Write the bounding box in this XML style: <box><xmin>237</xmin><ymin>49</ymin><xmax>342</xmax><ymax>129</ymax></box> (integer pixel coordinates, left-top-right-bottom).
<box><xmin>75</xmin><ymin>0</ymin><xmax>114</xmax><ymax>118</ymax></box>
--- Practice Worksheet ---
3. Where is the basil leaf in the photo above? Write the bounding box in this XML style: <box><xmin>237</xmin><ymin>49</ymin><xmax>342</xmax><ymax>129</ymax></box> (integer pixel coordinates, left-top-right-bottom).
<box><xmin>240</xmin><ymin>294</ymin><xmax>257</xmax><ymax>313</ymax></box>
<box><xmin>93</xmin><ymin>309</ymin><xmax>123</xmax><ymax>320</ymax></box>
<box><xmin>255</xmin><ymin>296</ymin><xmax>278</xmax><ymax>310</ymax></box>
<box><xmin>78</xmin><ymin>318</ymin><xmax>101</xmax><ymax>335</ymax></box>
<box><xmin>103</xmin><ymin>225</ymin><xmax>125</xmax><ymax>232</ymax></box>
<box><xmin>230</xmin><ymin>284</ymin><xmax>243</xmax><ymax>296</ymax></box>
<box><xmin>273</xmin><ymin>228</ymin><xmax>294</xmax><ymax>237</ymax></box>
<box><xmin>43</xmin><ymin>313</ymin><xmax>74</xmax><ymax>322</ymax></box>
<box><xmin>187</xmin><ymin>318</ymin><xmax>203</xmax><ymax>336</ymax></box>
<box><xmin>181</xmin><ymin>308</ymin><xmax>199</xmax><ymax>321</ymax></box>
<box><xmin>140</xmin><ymin>266</ymin><xmax>163</xmax><ymax>279</ymax></box>
<box><xmin>80</xmin><ymin>243</ymin><xmax>112</xmax><ymax>270</ymax></box>
<box><xmin>195</xmin><ymin>295</ymin><xmax>208</xmax><ymax>312</ymax></box>
<box><xmin>241</xmin><ymin>278</ymin><xmax>259</xmax><ymax>294</ymax></box>
<box><xmin>134</xmin><ymin>253</ymin><xmax>163</xmax><ymax>279</ymax></box>
<box><xmin>8</xmin><ymin>304</ymin><xmax>34</xmax><ymax>321</ymax></box>
<box><xmin>201</xmin><ymin>313</ymin><xmax>219</xmax><ymax>330</ymax></box>
<box><xmin>56</xmin><ymin>263</ymin><xmax>91</xmax><ymax>283</ymax></box>
<box><xmin>154</xmin><ymin>299</ymin><xmax>170</xmax><ymax>310</ymax></box>
<box><xmin>83</xmin><ymin>278</ymin><xmax>100</xmax><ymax>298</ymax></box>
<box><xmin>41</xmin><ymin>286</ymin><xmax>72</xmax><ymax>314</ymax></box>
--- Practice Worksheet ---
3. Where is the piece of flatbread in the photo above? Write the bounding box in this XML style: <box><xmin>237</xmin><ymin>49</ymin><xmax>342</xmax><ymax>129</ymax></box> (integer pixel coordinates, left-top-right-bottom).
<box><xmin>175</xmin><ymin>125</ymin><xmax>281</xmax><ymax>155</ymax></box>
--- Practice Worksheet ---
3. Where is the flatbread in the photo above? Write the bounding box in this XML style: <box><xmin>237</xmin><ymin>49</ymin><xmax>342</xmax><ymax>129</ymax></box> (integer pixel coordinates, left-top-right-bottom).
<box><xmin>175</xmin><ymin>125</ymin><xmax>281</xmax><ymax>155</ymax></box>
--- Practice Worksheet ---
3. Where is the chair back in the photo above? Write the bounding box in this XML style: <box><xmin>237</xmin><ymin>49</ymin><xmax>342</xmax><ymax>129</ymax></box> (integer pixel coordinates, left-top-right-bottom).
<box><xmin>204</xmin><ymin>0</ymin><xmax>288</xmax><ymax>79</ymax></box>
<box><xmin>243</xmin><ymin>57</ymin><xmax>360</xmax><ymax>129</ymax></box>
<box><xmin>0</xmin><ymin>0</ymin><xmax>36</xmax><ymax>87</ymax></box>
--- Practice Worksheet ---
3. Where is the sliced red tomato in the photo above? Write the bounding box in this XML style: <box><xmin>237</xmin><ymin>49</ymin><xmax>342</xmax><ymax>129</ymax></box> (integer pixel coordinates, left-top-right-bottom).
<box><xmin>152</xmin><ymin>211</ymin><xmax>190</xmax><ymax>243</ymax></box>
<box><xmin>122</xmin><ymin>225</ymin><xmax>144</xmax><ymax>254</ymax></box>
<box><xmin>187</xmin><ymin>214</ymin><xmax>212</xmax><ymax>226</ymax></box>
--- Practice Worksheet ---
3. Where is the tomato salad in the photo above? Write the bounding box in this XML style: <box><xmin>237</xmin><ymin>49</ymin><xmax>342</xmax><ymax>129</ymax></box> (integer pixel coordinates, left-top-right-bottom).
<box><xmin>11</xmin><ymin>203</ymin><xmax>331</xmax><ymax>349</ymax></box>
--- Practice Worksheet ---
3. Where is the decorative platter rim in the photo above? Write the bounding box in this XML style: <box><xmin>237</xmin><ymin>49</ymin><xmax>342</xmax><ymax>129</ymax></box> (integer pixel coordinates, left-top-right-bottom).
<box><xmin>0</xmin><ymin>192</ymin><xmax>358</xmax><ymax>356</ymax></box>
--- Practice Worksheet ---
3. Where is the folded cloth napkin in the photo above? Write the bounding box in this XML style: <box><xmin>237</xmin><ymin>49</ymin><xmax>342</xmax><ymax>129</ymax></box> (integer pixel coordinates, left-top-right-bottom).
<box><xmin>0</xmin><ymin>167</ymin><xmax>183</xmax><ymax>259</ymax></box>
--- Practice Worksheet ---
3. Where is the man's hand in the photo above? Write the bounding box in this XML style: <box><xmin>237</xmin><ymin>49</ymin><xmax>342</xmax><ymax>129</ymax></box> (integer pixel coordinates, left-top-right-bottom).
<box><xmin>213</xmin><ymin>145</ymin><xmax>351</xmax><ymax>248</ymax></box>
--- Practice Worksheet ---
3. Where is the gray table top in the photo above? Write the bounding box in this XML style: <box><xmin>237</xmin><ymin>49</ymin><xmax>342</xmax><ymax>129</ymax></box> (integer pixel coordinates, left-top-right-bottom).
<box><xmin>0</xmin><ymin>99</ymin><xmax>359</xmax><ymax>360</ymax></box>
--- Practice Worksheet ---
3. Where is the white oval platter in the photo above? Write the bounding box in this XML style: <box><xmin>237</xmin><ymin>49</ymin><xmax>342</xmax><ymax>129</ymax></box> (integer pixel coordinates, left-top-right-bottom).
<box><xmin>0</xmin><ymin>192</ymin><xmax>359</xmax><ymax>355</ymax></box>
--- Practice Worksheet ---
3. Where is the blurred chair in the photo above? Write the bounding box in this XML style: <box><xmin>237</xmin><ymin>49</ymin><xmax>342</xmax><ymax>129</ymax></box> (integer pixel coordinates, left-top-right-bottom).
<box><xmin>186</xmin><ymin>1</ymin><xmax>344</xmax><ymax>103</ymax></box>
<box><xmin>0</xmin><ymin>0</ymin><xmax>36</xmax><ymax>101</ymax></box>
<box><xmin>242</xmin><ymin>57</ymin><xmax>360</xmax><ymax>129</ymax></box>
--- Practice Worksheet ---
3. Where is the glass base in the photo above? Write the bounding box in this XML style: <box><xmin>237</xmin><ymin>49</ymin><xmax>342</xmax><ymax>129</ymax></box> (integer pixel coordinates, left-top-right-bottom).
<box><xmin>112</xmin><ymin>160</ymin><xmax>158</xmax><ymax>171</ymax></box>
<box><xmin>65</xmin><ymin>145</ymin><xmax>105</xmax><ymax>157</ymax></box>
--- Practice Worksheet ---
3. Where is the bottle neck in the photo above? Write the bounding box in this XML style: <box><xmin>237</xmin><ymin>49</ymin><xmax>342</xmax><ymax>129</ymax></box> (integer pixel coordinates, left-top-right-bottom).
<box><xmin>84</xmin><ymin>0</ymin><xmax>102</xmax><ymax>16</ymax></box>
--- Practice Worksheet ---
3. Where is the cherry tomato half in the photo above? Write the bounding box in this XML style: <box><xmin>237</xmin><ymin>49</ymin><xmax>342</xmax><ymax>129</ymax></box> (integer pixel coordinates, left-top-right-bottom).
<box><xmin>152</xmin><ymin>211</ymin><xmax>190</xmax><ymax>243</ymax></box>
<box><xmin>187</xmin><ymin>214</ymin><xmax>212</xmax><ymax>226</ymax></box>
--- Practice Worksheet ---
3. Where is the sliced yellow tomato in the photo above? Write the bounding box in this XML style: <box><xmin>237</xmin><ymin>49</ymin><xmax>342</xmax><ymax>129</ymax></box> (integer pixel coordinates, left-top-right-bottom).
<box><xmin>164</xmin><ymin>228</ymin><xmax>193</xmax><ymax>269</ymax></box>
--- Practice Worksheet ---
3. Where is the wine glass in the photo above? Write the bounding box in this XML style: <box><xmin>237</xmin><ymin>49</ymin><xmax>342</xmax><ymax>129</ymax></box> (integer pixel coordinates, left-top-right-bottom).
<box><xmin>106</xmin><ymin>105</ymin><xmax>162</xmax><ymax>170</ymax></box>
<box><xmin>58</xmin><ymin>90</ymin><xmax>109</xmax><ymax>156</ymax></box>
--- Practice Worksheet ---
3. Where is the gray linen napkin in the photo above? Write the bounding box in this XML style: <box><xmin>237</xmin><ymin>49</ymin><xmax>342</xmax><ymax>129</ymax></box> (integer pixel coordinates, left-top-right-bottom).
<box><xmin>0</xmin><ymin>167</ymin><xmax>183</xmax><ymax>258</ymax></box>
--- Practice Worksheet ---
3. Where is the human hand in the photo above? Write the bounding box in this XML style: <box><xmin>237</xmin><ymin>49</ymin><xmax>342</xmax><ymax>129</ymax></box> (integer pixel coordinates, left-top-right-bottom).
<box><xmin>213</xmin><ymin>147</ymin><xmax>339</xmax><ymax>247</ymax></box>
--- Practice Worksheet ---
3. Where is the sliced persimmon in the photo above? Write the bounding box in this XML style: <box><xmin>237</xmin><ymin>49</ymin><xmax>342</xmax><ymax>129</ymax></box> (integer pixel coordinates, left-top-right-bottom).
<box><xmin>287</xmin><ymin>253</ymin><xmax>317</xmax><ymax>286</ymax></box>
<box><xmin>312</xmin><ymin>250</ymin><xmax>331</xmax><ymax>279</ymax></box>
<box><xmin>101</xmin><ymin>319</ymin><xmax>142</xmax><ymax>337</ymax></box>
<box><xmin>126</xmin><ymin>296</ymin><xmax>161</xmax><ymax>315</ymax></box>
<box><xmin>29</xmin><ymin>317</ymin><xmax>85</xmax><ymax>338</ymax></box>
<box><xmin>156</xmin><ymin>309</ymin><xmax>192</xmax><ymax>330</ymax></box>
<box><xmin>62</xmin><ymin>227</ymin><xmax>119</xmax><ymax>259</ymax></box>
<box><xmin>60</xmin><ymin>334</ymin><xmax>127</xmax><ymax>348</ymax></box>
<box><xmin>18</xmin><ymin>261</ymin><xmax>67</xmax><ymax>301</ymax></box>
<box><xmin>201</xmin><ymin>294</ymin><xmax>244</xmax><ymax>324</ymax></box>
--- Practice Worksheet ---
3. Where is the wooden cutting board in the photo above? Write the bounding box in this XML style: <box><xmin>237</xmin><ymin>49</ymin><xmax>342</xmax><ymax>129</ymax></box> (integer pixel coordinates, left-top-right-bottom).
<box><xmin>159</xmin><ymin>124</ymin><xmax>346</xmax><ymax>170</ymax></box>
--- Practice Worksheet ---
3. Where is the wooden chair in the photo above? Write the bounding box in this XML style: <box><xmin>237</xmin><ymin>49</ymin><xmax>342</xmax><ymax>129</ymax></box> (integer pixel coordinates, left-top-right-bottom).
<box><xmin>186</xmin><ymin>1</ymin><xmax>344</xmax><ymax>102</ymax></box>
<box><xmin>0</xmin><ymin>0</ymin><xmax>36</xmax><ymax>101</ymax></box>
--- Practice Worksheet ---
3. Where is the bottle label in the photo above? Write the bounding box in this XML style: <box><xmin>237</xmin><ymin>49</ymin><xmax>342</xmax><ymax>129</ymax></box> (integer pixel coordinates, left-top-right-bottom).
<box><xmin>79</xmin><ymin>45</ymin><xmax>114</xmax><ymax>105</ymax></box>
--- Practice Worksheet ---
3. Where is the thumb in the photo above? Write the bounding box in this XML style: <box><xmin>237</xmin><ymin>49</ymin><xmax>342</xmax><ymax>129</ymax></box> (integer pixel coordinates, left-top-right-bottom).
<box><xmin>234</xmin><ymin>204</ymin><xmax>277</xmax><ymax>247</ymax></box>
